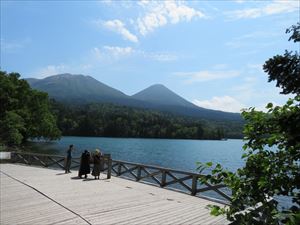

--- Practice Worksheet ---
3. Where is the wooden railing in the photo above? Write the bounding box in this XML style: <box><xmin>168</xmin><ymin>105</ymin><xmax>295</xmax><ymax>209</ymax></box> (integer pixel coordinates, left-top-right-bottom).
<box><xmin>10</xmin><ymin>152</ymin><xmax>231</xmax><ymax>203</ymax></box>
<box><xmin>110</xmin><ymin>159</ymin><xmax>231</xmax><ymax>203</ymax></box>
<box><xmin>10</xmin><ymin>152</ymin><xmax>112</xmax><ymax>179</ymax></box>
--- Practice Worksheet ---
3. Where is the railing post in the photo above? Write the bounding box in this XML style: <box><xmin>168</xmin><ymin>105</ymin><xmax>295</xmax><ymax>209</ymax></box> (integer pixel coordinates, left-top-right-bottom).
<box><xmin>117</xmin><ymin>162</ymin><xmax>122</xmax><ymax>176</ymax></box>
<box><xmin>64</xmin><ymin>157</ymin><xmax>67</xmax><ymax>170</ymax></box>
<box><xmin>161</xmin><ymin>170</ymin><xmax>166</xmax><ymax>187</ymax></box>
<box><xmin>44</xmin><ymin>156</ymin><xmax>49</xmax><ymax>167</ymax></box>
<box><xmin>136</xmin><ymin>166</ymin><xmax>141</xmax><ymax>181</ymax></box>
<box><xmin>106</xmin><ymin>154</ymin><xmax>112</xmax><ymax>179</ymax></box>
<box><xmin>191</xmin><ymin>175</ymin><xmax>198</xmax><ymax>196</ymax></box>
<box><xmin>27</xmin><ymin>154</ymin><xmax>31</xmax><ymax>165</ymax></box>
<box><xmin>10</xmin><ymin>152</ymin><xmax>16</xmax><ymax>163</ymax></box>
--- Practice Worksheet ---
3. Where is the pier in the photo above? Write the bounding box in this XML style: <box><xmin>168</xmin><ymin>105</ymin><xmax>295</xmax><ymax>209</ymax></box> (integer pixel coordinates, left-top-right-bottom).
<box><xmin>1</xmin><ymin>152</ymin><xmax>229</xmax><ymax>224</ymax></box>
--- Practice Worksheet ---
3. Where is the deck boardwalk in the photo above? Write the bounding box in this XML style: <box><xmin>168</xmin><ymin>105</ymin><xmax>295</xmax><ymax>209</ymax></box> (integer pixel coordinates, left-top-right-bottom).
<box><xmin>0</xmin><ymin>164</ymin><xmax>228</xmax><ymax>225</ymax></box>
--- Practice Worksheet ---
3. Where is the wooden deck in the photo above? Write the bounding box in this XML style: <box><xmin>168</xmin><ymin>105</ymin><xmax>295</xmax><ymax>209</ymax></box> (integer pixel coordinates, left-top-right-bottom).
<box><xmin>0</xmin><ymin>163</ymin><xmax>228</xmax><ymax>224</ymax></box>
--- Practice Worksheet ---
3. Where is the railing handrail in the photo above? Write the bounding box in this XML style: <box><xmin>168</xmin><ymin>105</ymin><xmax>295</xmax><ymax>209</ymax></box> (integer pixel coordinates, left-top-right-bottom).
<box><xmin>112</xmin><ymin>159</ymin><xmax>202</xmax><ymax>177</ymax></box>
<box><xmin>10</xmin><ymin>151</ymin><xmax>111</xmax><ymax>159</ymax></box>
<box><xmin>11</xmin><ymin>152</ymin><xmax>202</xmax><ymax>176</ymax></box>
<box><xmin>11</xmin><ymin>151</ymin><xmax>66</xmax><ymax>158</ymax></box>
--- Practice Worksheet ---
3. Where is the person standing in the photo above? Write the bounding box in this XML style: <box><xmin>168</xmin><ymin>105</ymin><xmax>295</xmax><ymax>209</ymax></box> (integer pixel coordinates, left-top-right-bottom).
<box><xmin>78</xmin><ymin>150</ymin><xmax>91</xmax><ymax>178</ymax></box>
<box><xmin>92</xmin><ymin>149</ymin><xmax>101</xmax><ymax>179</ymax></box>
<box><xmin>65</xmin><ymin>144</ymin><xmax>74</xmax><ymax>173</ymax></box>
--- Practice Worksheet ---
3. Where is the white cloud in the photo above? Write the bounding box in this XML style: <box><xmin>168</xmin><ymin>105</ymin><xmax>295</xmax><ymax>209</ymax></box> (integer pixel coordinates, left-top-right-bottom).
<box><xmin>32</xmin><ymin>63</ymin><xmax>94</xmax><ymax>78</ymax></box>
<box><xmin>101</xmin><ymin>19</ymin><xmax>138</xmax><ymax>43</ymax></box>
<box><xmin>137</xmin><ymin>1</ymin><xmax>206</xmax><ymax>35</ymax></box>
<box><xmin>227</xmin><ymin>0</ymin><xmax>299</xmax><ymax>19</ymax></box>
<box><xmin>33</xmin><ymin>64</ymin><xmax>69</xmax><ymax>78</ymax></box>
<box><xmin>193</xmin><ymin>96</ymin><xmax>245</xmax><ymax>113</ymax></box>
<box><xmin>95</xmin><ymin>1</ymin><xmax>205</xmax><ymax>40</ymax></box>
<box><xmin>91</xmin><ymin>47</ymin><xmax>102</xmax><ymax>60</ymax></box>
<box><xmin>138</xmin><ymin>0</ymin><xmax>151</xmax><ymax>7</ymax></box>
<box><xmin>91</xmin><ymin>46</ymin><xmax>134</xmax><ymax>60</ymax></box>
<box><xmin>103</xmin><ymin>46</ymin><xmax>134</xmax><ymax>56</ymax></box>
<box><xmin>175</xmin><ymin>70</ymin><xmax>240</xmax><ymax>83</ymax></box>
<box><xmin>91</xmin><ymin>45</ymin><xmax>178</xmax><ymax>62</ymax></box>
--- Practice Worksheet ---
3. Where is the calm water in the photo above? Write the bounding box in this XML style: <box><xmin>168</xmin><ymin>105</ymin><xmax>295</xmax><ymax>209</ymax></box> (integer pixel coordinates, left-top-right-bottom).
<box><xmin>27</xmin><ymin>136</ymin><xmax>245</xmax><ymax>172</ymax></box>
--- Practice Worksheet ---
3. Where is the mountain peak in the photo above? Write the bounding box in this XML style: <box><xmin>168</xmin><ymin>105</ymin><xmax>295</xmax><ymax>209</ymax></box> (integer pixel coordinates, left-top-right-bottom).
<box><xmin>149</xmin><ymin>83</ymin><xmax>167</xmax><ymax>88</ymax></box>
<box><xmin>26</xmin><ymin>73</ymin><xmax>128</xmax><ymax>103</ymax></box>
<box><xmin>44</xmin><ymin>73</ymin><xmax>93</xmax><ymax>80</ymax></box>
<box><xmin>132</xmin><ymin>84</ymin><xmax>196</xmax><ymax>108</ymax></box>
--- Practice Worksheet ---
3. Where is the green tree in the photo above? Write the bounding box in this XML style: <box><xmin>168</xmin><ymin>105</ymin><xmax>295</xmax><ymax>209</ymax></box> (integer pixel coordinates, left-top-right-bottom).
<box><xmin>0</xmin><ymin>71</ymin><xmax>61</xmax><ymax>145</ymax></box>
<box><xmin>263</xmin><ymin>23</ymin><xmax>300</xmax><ymax>95</ymax></box>
<box><xmin>51</xmin><ymin>100</ymin><xmax>240</xmax><ymax>140</ymax></box>
<box><xmin>0</xmin><ymin>111</ymin><xmax>25</xmax><ymax>145</ymax></box>
<box><xmin>198</xmin><ymin>24</ymin><xmax>300</xmax><ymax>224</ymax></box>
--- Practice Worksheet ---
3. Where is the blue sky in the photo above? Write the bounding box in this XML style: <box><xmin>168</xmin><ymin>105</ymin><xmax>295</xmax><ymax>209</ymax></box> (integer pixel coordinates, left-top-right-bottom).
<box><xmin>1</xmin><ymin>0</ymin><xmax>299</xmax><ymax>112</ymax></box>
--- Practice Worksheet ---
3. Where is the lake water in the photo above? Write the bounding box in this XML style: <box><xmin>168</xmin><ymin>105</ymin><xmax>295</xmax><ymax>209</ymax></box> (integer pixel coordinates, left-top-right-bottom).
<box><xmin>28</xmin><ymin>136</ymin><xmax>245</xmax><ymax>172</ymax></box>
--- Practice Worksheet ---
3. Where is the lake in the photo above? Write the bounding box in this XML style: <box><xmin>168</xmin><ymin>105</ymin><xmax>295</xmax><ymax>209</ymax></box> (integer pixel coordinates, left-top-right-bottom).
<box><xmin>27</xmin><ymin>136</ymin><xmax>245</xmax><ymax>173</ymax></box>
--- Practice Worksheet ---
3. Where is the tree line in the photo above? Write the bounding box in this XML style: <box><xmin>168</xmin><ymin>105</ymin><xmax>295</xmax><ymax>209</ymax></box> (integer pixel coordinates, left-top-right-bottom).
<box><xmin>51</xmin><ymin>101</ymin><xmax>243</xmax><ymax>140</ymax></box>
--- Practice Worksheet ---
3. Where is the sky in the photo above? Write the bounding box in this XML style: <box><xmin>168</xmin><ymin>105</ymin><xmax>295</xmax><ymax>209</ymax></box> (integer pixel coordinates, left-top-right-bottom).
<box><xmin>1</xmin><ymin>0</ymin><xmax>299</xmax><ymax>112</ymax></box>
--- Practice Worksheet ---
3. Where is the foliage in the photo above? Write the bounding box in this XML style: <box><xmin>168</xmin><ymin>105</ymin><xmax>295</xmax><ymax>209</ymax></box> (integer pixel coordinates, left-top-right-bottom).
<box><xmin>197</xmin><ymin>24</ymin><xmax>300</xmax><ymax>224</ymax></box>
<box><xmin>51</xmin><ymin>101</ymin><xmax>243</xmax><ymax>140</ymax></box>
<box><xmin>263</xmin><ymin>22</ymin><xmax>300</xmax><ymax>95</ymax></box>
<box><xmin>0</xmin><ymin>71</ymin><xmax>61</xmax><ymax>145</ymax></box>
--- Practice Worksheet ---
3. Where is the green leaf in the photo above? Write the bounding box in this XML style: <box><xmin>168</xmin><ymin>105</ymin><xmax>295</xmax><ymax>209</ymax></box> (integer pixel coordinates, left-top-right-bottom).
<box><xmin>210</xmin><ymin>205</ymin><xmax>222</xmax><ymax>216</ymax></box>
<box><xmin>266</xmin><ymin>103</ymin><xmax>273</xmax><ymax>109</ymax></box>
<box><xmin>206</xmin><ymin>162</ymin><xmax>213</xmax><ymax>167</ymax></box>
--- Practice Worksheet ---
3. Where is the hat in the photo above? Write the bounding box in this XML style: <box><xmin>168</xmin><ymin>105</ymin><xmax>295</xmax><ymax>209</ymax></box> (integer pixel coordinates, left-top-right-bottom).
<box><xmin>95</xmin><ymin>149</ymin><xmax>100</xmax><ymax>154</ymax></box>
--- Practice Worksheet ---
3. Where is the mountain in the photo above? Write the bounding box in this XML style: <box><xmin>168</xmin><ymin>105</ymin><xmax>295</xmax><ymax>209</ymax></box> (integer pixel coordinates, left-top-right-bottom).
<box><xmin>26</xmin><ymin>74</ymin><xmax>242</xmax><ymax>122</ymax></box>
<box><xmin>132</xmin><ymin>84</ymin><xmax>196</xmax><ymax>108</ymax></box>
<box><xmin>131</xmin><ymin>84</ymin><xmax>242</xmax><ymax>121</ymax></box>
<box><xmin>26</xmin><ymin>73</ymin><xmax>130</xmax><ymax>104</ymax></box>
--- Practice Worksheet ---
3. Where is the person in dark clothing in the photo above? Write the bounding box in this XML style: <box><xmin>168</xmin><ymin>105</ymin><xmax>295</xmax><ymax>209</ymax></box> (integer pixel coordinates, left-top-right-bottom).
<box><xmin>65</xmin><ymin>144</ymin><xmax>74</xmax><ymax>173</ymax></box>
<box><xmin>92</xmin><ymin>149</ymin><xmax>101</xmax><ymax>179</ymax></box>
<box><xmin>78</xmin><ymin>150</ymin><xmax>91</xmax><ymax>178</ymax></box>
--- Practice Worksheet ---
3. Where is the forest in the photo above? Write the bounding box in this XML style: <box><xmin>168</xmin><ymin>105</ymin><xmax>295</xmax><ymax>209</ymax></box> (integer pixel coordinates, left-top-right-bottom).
<box><xmin>51</xmin><ymin>101</ymin><xmax>244</xmax><ymax>140</ymax></box>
